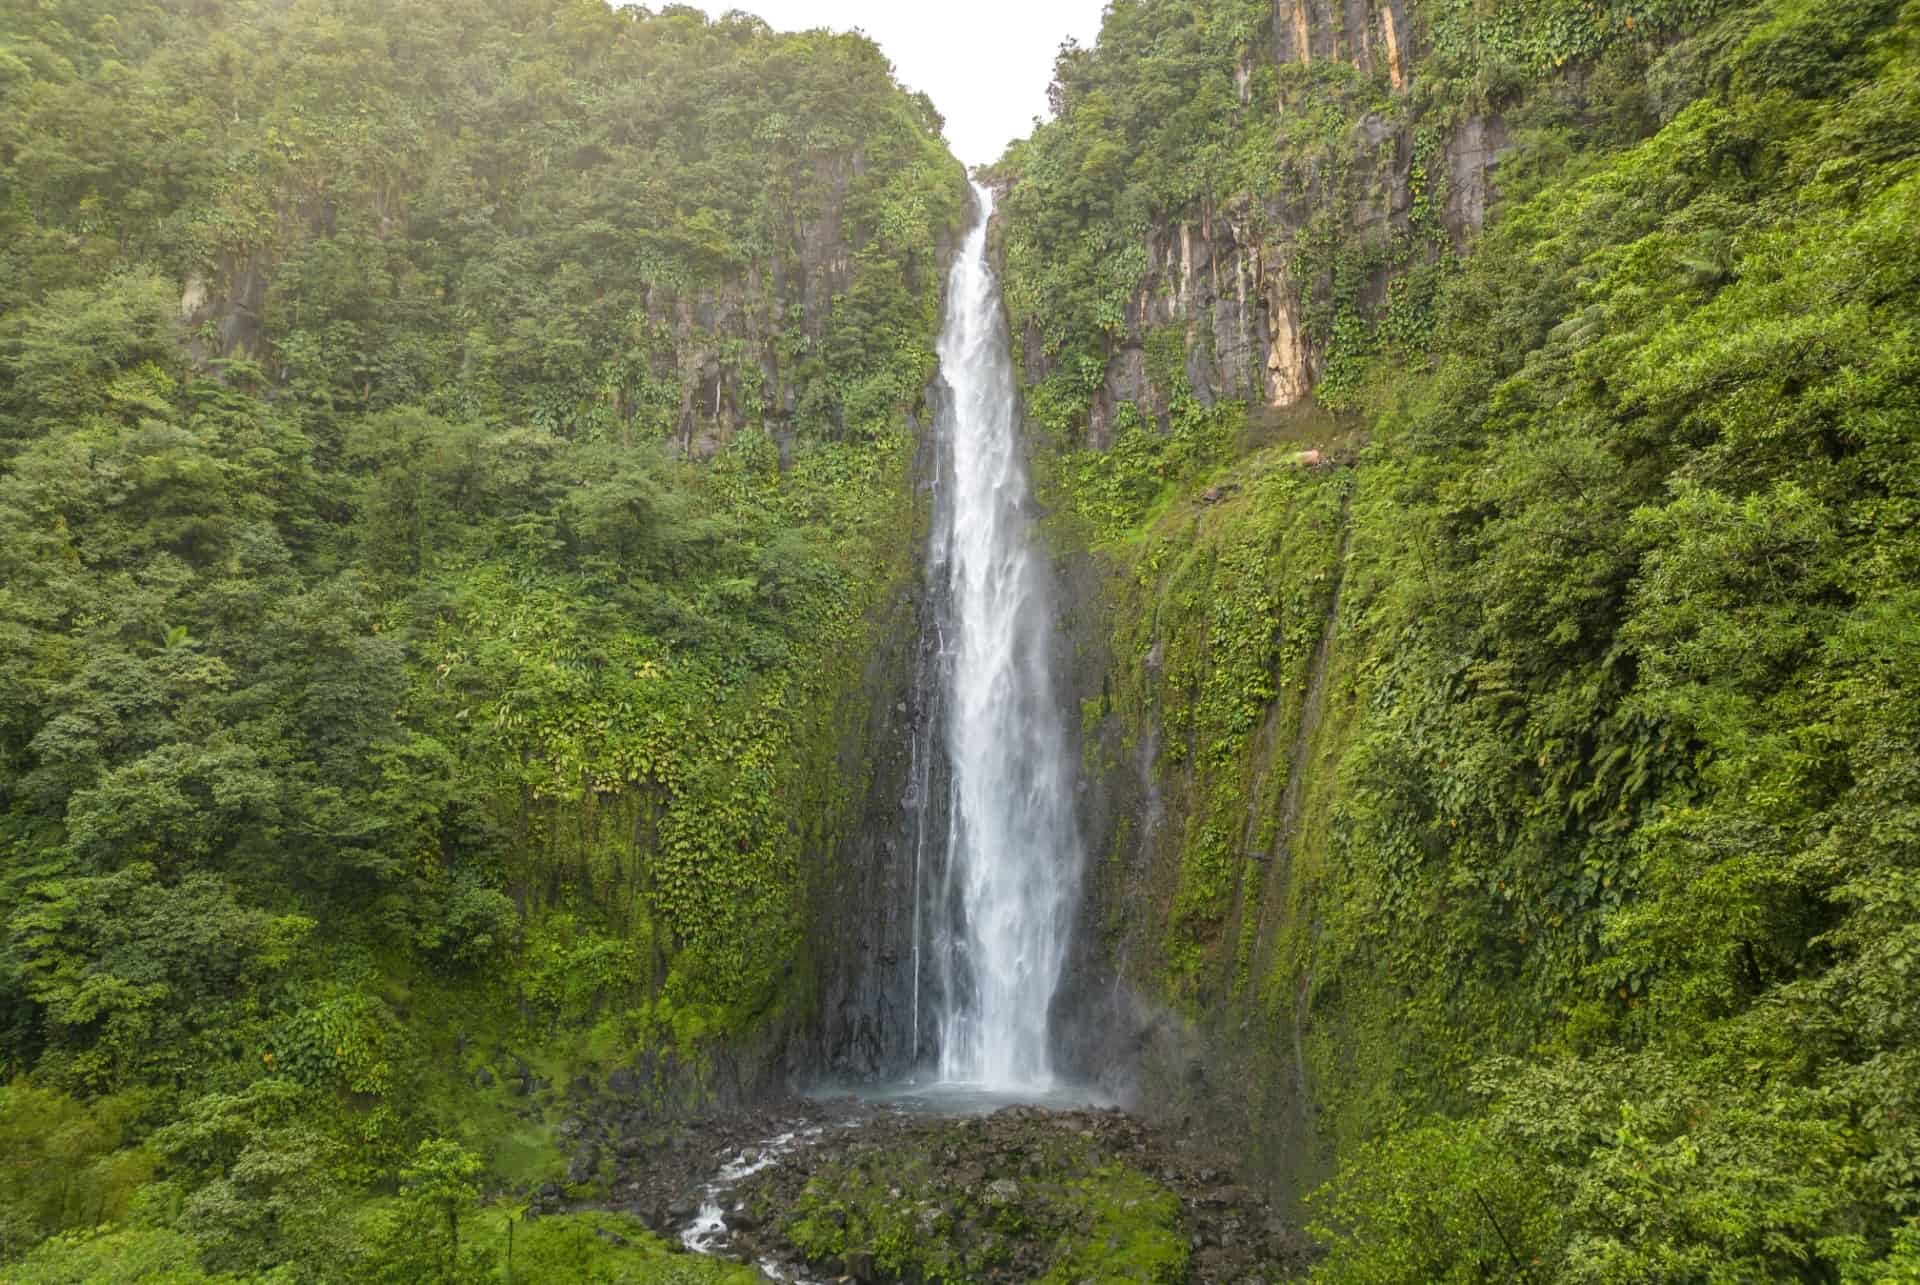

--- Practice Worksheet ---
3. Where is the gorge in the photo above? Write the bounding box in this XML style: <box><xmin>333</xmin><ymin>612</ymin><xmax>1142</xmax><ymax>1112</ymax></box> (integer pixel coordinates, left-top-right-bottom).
<box><xmin>2</xmin><ymin>0</ymin><xmax>1919</xmax><ymax>1281</ymax></box>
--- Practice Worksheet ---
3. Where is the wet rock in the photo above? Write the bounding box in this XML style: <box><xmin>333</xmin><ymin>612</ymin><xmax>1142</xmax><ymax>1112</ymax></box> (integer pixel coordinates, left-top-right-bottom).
<box><xmin>578</xmin><ymin>1096</ymin><xmax>1310</xmax><ymax>1283</ymax></box>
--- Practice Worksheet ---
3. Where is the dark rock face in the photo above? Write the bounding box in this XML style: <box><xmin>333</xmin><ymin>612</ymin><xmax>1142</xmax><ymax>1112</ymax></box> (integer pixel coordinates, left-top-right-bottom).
<box><xmin>1447</xmin><ymin>112</ymin><xmax>1508</xmax><ymax>232</ymax></box>
<box><xmin>177</xmin><ymin>157</ymin><xmax>967</xmax><ymax>467</ymax></box>
<box><xmin>1043</xmin><ymin>124</ymin><xmax>1504</xmax><ymax>448</ymax></box>
<box><xmin>804</xmin><ymin>378</ymin><xmax>952</xmax><ymax>1083</ymax></box>
<box><xmin>801</xmin><ymin>596</ymin><xmax>935</xmax><ymax>1080</ymax></box>
<box><xmin>181</xmin><ymin>254</ymin><xmax>267</xmax><ymax>365</ymax></box>
<box><xmin>1006</xmin><ymin>1</ymin><xmax>1505</xmax><ymax>451</ymax></box>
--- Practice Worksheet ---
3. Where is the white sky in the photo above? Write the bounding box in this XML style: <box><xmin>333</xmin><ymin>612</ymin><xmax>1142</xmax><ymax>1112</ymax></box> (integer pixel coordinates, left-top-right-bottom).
<box><xmin>679</xmin><ymin>1</ymin><xmax>1112</xmax><ymax>165</ymax></box>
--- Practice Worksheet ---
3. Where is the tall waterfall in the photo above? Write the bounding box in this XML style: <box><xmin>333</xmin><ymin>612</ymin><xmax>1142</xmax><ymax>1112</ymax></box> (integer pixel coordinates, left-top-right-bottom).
<box><xmin>916</xmin><ymin>184</ymin><xmax>1081</xmax><ymax>1090</ymax></box>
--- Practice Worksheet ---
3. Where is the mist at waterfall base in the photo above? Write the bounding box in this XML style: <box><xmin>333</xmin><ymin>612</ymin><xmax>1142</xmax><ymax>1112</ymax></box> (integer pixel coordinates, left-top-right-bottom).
<box><xmin>817</xmin><ymin>185</ymin><xmax>1101</xmax><ymax>1113</ymax></box>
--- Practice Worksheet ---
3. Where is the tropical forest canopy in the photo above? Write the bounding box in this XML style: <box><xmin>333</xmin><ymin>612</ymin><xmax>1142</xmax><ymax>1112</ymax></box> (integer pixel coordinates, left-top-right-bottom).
<box><xmin>0</xmin><ymin>0</ymin><xmax>961</xmax><ymax>1277</ymax></box>
<box><xmin>2</xmin><ymin>0</ymin><xmax>1920</xmax><ymax>1279</ymax></box>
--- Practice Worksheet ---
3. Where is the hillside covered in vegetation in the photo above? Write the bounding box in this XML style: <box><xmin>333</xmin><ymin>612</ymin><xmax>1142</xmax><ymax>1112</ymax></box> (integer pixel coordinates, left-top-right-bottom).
<box><xmin>6</xmin><ymin>0</ymin><xmax>1920</xmax><ymax>1279</ymax></box>
<box><xmin>993</xmin><ymin>0</ymin><xmax>1920</xmax><ymax>1278</ymax></box>
<box><xmin>0</xmin><ymin>0</ymin><xmax>964</xmax><ymax>1277</ymax></box>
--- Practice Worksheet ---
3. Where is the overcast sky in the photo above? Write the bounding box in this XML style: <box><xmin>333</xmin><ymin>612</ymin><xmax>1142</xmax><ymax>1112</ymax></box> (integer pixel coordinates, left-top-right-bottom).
<box><xmin>679</xmin><ymin>1</ymin><xmax>1111</xmax><ymax>165</ymax></box>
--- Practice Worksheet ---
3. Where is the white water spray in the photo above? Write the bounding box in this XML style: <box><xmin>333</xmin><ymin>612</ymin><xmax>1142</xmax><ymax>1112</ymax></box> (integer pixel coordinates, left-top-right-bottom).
<box><xmin>926</xmin><ymin>184</ymin><xmax>1081</xmax><ymax>1089</ymax></box>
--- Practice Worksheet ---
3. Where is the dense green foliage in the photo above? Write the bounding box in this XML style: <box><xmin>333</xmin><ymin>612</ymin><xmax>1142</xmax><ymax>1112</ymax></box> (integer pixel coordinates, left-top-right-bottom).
<box><xmin>0</xmin><ymin>0</ymin><xmax>964</xmax><ymax>1276</ymax></box>
<box><xmin>10</xmin><ymin>0</ymin><xmax>1920</xmax><ymax>1275</ymax></box>
<box><xmin>1003</xmin><ymin>0</ymin><xmax>1920</xmax><ymax>1278</ymax></box>
<box><xmin>988</xmin><ymin>0</ymin><xmax>1451</xmax><ymax>482</ymax></box>
<box><xmin>1305</xmin><ymin>3</ymin><xmax>1920</xmax><ymax>1274</ymax></box>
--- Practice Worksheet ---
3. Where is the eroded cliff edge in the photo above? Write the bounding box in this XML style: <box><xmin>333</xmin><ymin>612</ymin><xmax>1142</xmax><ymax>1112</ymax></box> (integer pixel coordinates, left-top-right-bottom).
<box><xmin>990</xmin><ymin>3</ymin><xmax>1920</xmax><ymax>1251</ymax></box>
<box><xmin>991</xmin><ymin>0</ymin><xmax>1521</xmax><ymax>1203</ymax></box>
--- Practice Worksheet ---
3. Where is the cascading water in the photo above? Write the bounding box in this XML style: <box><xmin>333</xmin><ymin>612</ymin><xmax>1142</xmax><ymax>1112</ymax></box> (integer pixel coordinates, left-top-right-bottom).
<box><xmin>914</xmin><ymin>183</ymin><xmax>1082</xmax><ymax>1090</ymax></box>
<box><xmin>674</xmin><ymin>186</ymin><xmax>1091</xmax><ymax>1273</ymax></box>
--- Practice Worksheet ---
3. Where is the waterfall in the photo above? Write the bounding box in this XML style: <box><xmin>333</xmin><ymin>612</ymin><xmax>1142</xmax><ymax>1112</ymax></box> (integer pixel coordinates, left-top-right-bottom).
<box><xmin>914</xmin><ymin>183</ymin><xmax>1081</xmax><ymax>1090</ymax></box>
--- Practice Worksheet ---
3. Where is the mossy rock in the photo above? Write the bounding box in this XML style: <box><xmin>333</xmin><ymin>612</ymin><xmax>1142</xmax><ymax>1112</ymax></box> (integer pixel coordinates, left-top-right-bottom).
<box><xmin>784</xmin><ymin>1131</ymin><xmax>1188</xmax><ymax>1283</ymax></box>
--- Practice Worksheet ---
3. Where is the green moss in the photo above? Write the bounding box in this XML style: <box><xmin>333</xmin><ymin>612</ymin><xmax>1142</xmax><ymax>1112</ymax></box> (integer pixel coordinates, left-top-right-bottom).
<box><xmin>1083</xmin><ymin>444</ymin><xmax>1349</xmax><ymax>1000</ymax></box>
<box><xmin>785</xmin><ymin>1135</ymin><xmax>1188</xmax><ymax>1284</ymax></box>
<box><xmin>1040</xmin><ymin>1167</ymin><xmax>1189</xmax><ymax>1285</ymax></box>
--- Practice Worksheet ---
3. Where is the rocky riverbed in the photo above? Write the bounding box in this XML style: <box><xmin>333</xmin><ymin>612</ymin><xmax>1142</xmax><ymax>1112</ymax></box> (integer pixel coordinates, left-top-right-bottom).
<box><xmin>549</xmin><ymin>1096</ymin><xmax>1310</xmax><ymax>1283</ymax></box>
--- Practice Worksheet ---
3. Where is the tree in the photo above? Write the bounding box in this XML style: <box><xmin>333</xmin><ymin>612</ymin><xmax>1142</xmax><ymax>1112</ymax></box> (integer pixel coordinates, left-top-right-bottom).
<box><xmin>400</xmin><ymin>1138</ymin><xmax>485</xmax><ymax>1278</ymax></box>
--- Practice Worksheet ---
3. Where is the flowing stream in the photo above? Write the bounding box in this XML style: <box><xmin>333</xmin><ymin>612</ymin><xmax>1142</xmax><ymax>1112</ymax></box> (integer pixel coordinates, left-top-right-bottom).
<box><xmin>915</xmin><ymin>183</ymin><xmax>1082</xmax><ymax>1090</ymax></box>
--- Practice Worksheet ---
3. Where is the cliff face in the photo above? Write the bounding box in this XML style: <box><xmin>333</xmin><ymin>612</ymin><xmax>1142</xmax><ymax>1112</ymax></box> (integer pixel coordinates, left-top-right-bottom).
<box><xmin>0</xmin><ymin>0</ymin><xmax>972</xmax><ymax>1189</ymax></box>
<box><xmin>181</xmin><ymin>155</ymin><xmax>958</xmax><ymax>465</ymax></box>
<box><xmin>1006</xmin><ymin>0</ymin><xmax>1503</xmax><ymax>450</ymax></box>
<box><xmin>992</xmin><ymin>0</ymin><xmax>1695</xmax><ymax>1210</ymax></box>
<box><xmin>1273</xmin><ymin>0</ymin><xmax>1413</xmax><ymax>84</ymax></box>
<box><xmin>803</xmin><ymin>380</ymin><xmax>952</xmax><ymax>1081</ymax></box>
<box><xmin>1014</xmin><ymin>6</ymin><xmax>1920</xmax><ymax>1277</ymax></box>
<box><xmin>1045</xmin><ymin>433</ymin><xmax>1355</xmax><ymax>1204</ymax></box>
<box><xmin>994</xmin><ymin>13</ymin><xmax>1513</xmax><ymax>1148</ymax></box>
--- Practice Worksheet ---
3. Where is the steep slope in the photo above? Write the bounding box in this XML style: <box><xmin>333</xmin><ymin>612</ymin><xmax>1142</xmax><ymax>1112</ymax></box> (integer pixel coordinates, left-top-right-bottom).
<box><xmin>0</xmin><ymin>0</ymin><xmax>965</xmax><ymax>1277</ymax></box>
<box><xmin>997</xmin><ymin>0</ymin><xmax>1920</xmax><ymax>1276</ymax></box>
